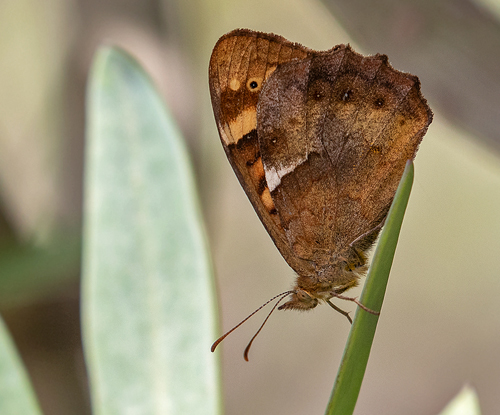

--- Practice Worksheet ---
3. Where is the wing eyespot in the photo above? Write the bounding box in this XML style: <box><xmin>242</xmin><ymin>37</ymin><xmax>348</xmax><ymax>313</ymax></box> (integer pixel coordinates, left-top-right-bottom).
<box><xmin>341</xmin><ymin>89</ymin><xmax>353</xmax><ymax>102</ymax></box>
<box><xmin>247</xmin><ymin>77</ymin><xmax>262</xmax><ymax>92</ymax></box>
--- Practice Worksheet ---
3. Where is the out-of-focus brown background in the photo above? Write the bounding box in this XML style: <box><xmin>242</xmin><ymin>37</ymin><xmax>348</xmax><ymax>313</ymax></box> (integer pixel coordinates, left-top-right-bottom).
<box><xmin>1</xmin><ymin>0</ymin><xmax>500</xmax><ymax>414</ymax></box>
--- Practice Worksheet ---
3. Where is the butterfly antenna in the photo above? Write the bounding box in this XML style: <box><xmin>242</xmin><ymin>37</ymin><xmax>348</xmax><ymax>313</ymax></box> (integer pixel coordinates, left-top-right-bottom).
<box><xmin>211</xmin><ymin>291</ymin><xmax>294</xmax><ymax>355</ymax></box>
<box><xmin>243</xmin><ymin>291</ymin><xmax>292</xmax><ymax>361</ymax></box>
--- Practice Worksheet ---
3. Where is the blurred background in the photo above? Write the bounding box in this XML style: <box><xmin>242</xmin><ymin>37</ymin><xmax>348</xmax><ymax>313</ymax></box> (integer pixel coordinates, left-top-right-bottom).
<box><xmin>1</xmin><ymin>0</ymin><xmax>500</xmax><ymax>414</ymax></box>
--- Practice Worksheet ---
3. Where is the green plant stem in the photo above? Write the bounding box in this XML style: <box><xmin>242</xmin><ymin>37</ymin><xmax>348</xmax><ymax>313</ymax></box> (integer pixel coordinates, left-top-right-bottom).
<box><xmin>326</xmin><ymin>160</ymin><xmax>414</xmax><ymax>415</ymax></box>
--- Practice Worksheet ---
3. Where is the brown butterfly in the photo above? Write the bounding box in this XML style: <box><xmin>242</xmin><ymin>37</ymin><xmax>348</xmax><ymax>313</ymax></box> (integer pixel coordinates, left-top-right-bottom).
<box><xmin>209</xmin><ymin>29</ymin><xmax>432</xmax><ymax>359</ymax></box>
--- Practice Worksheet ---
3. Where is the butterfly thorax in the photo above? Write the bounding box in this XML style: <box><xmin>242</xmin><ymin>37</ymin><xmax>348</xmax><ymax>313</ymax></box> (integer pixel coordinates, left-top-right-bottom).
<box><xmin>279</xmin><ymin>248</ymin><xmax>369</xmax><ymax>311</ymax></box>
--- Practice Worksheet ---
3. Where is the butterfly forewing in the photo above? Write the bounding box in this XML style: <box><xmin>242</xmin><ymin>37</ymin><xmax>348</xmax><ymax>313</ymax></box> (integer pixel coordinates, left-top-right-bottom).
<box><xmin>209</xmin><ymin>29</ymin><xmax>313</xmax><ymax>271</ymax></box>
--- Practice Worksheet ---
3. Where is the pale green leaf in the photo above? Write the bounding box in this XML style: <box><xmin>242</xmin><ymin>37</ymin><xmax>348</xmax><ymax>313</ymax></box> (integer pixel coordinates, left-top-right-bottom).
<box><xmin>82</xmin><ymin>46</ymin><xmax>221</xmax><ymax>415</ymax></box>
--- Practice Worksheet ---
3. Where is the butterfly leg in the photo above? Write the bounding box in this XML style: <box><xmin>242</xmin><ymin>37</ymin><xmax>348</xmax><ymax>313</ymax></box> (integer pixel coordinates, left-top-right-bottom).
<box><xmin>326</xmin><ymin>300</ymin><xmax>352</xmax><ymax>324</ymax></box>
<box><xmin>329</xmin><ymin>292</ymin><xmax>380</xmax><ymax>316</ymax></box>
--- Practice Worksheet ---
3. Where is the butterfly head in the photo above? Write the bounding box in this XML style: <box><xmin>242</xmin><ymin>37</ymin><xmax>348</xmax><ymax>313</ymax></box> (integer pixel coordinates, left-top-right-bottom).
<box><xmin>278</xmin><ymin>289</ymin><xmax>319</xmax><ymax>311</ymax></box>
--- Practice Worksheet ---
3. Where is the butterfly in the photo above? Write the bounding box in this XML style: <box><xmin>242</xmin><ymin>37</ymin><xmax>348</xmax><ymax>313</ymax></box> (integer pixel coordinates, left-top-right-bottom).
<box><xmin>209</xmin><ymin>29</ymin><xmax>432</xmax><ymax>358</ymax></box>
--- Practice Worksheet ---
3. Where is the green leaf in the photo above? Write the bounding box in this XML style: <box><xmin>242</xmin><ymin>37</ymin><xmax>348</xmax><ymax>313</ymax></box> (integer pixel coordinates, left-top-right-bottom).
<box><xmin>438</xmin><ymin>385</ymin><xmax>481</xmax><ymax>415</ymax></box>
<box><xmin>326</xmin><ymin>161</ymin><xmax>414</xmax><ymax>415</ymax></box>
<box><xmin>82</xmin><ymin>46</ymin><xmax>221</xmax><ymax>415</ymax></box>
<box><xmin>0</xmin><ymin>316</ymin><xmax>42</xmax><ymax>415</ymax></box>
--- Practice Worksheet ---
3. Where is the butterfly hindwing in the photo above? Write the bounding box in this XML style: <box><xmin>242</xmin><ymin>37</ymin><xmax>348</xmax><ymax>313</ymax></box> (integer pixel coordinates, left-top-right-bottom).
<box><xmin>255</xmin><ymin>45</ymin><xmax>432</xmax><ymax>265</ymax></box>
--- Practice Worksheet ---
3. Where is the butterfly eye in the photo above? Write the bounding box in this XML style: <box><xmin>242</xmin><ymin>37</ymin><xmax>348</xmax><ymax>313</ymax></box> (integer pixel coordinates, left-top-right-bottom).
<box><xmin>247</xmin><ymin>78</ymin><xmax>262</xmax><ymax>91</ymax></box>
<box><xmin>296</xmin><ymin>290</ymin><xmax>311</xmax><ymax>301</ymax></box>
<box><xmin>375</xmin><ymin>97</ymin><xmax>385</xmax><ymax>107</ymax></box>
